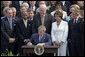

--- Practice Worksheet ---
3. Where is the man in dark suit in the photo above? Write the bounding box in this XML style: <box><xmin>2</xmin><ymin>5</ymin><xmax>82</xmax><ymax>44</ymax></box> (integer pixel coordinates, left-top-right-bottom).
<box><xmin>1</xmin><ymin>8</ymin><xmax>16</xmax><ymax>54</ymax></box>
<box><xmin>11</xmin><ymin>7</ymin><xmax>20</xmax><ymax>22</ymax></box>
<box><xmin>27</xmin><ymin>25</ymin><xmax>52</xmax><ymax>56</ymax></box>
<box><xmin>27</xmin><ymin>25</ymin><xmax>52</xmax><ymax>46</ymax></box>
<box><xmin>16</xmin><ymin>6</ymin><xmax>27</xmax><ymax>18</ymax></box>
<box><xmin>15</xmin><ymin>11</ymin><xmax>32</xmax><ymax>55</ymax></box>
<box><xmin>27</xmin><ymin>9</ymin><xmax>34</xmax><ymax>29</ymax></box>
<box><xmin>61</xmin><ymin>1</ymin><xmax>71</xmax><ymax>16</ymax></box>
<box><xmin>68</xmin><ymin>11</ymin><xmax>82</xmax><ymax>56</ymax></box>
<box><xmin>32</xmin><ymin>4</ymin><xmax>54</xmax><ymax>34</ymax></box>
<box><xmin>29</xmin><ymin>1</ymin><xmax>38</xmax><ymax>14</ymax></box>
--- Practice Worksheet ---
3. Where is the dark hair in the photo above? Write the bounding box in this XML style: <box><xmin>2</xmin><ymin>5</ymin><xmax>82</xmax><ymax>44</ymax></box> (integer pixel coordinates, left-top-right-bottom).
<box><xmin>54</xmin><ymin>10</ymin><xmax>63</xmax><ymax>19</ymax></box>
<box><xmin>27</xmin><ymin>9</ymin><xmax>34</xmax><ymax>13</ymax></box>
<box><xmin>55</xmin><ymin>2</ymin><xmax>63</xmax><ymax>7</ymax></box>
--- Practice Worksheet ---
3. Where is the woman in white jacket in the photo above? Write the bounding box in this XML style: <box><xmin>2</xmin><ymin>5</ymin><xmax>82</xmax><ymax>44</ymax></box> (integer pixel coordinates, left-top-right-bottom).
<box><xmin>51</xmin><ymin>10</ymin><xmax>68</xmax><ymax>56</ymax></box>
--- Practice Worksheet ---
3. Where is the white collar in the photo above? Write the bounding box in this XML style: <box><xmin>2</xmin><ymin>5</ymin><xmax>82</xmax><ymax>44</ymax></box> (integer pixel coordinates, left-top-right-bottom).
<box><xmin>23</xmin><ymin>19</ymin><xmax>27</xmax><ymax>23</ymax></box>
<box><xmin>62</xmin><ymin>1</ymin><xmax>65</xmax><ymax>6</ymax></box>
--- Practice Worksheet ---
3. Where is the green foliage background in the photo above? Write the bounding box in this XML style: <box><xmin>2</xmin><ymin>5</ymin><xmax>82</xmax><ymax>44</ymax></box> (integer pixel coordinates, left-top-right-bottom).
<box><xmin>1</xmin><ymin>1</ymin><xmax>3</xmax><ymax>8</ymax></box>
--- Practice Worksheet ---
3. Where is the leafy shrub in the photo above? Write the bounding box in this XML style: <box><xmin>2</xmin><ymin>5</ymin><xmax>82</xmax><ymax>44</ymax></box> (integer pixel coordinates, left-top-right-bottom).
<box><xmin>1</xmin><ymin>49</ymin><xmax>19</xmax><ymax>56</ymax></box>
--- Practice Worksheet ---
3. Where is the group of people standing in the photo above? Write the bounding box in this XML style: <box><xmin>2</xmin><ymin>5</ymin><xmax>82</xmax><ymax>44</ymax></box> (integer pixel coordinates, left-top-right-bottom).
<box><xmin>1</xmin><ymin>1</ymin><xmax>84</xmax><ymax>56</ymax></box>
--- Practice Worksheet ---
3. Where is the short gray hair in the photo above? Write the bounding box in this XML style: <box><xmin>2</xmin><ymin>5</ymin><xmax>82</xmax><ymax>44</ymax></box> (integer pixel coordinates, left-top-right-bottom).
<box><xmin>38</xmin><ymin>25</ymin><xmax>46</xmax><ymax>32</ymax></box>
<box><xmin>11</xmin><ymin>7</ymin><xmax>16</xmax><ymax>11</ymax></box>
<box><xmin>22</xmin><ymin>2</ymin><xmax>29</xmax><ymax>8</ymax></box>
<box><xmin>39</xmin><ymin>4</ymin><xmax>47</xmax><ymax>9</ymax></box>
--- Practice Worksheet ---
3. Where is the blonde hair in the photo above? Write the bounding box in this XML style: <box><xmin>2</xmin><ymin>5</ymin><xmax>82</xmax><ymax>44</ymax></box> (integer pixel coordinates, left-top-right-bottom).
<box><xmin>70</xmin><ymin>4</ymin><xmax>80</xmax><ymax>10</ymax></box>
<box><xmin>3</xmin><ymin>7</ymin><xmax>9</xmax><ymax>15</ymax></box>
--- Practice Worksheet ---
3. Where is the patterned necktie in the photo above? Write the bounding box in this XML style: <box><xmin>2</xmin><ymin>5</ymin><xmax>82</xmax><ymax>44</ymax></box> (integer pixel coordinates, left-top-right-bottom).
<box><xmin>25</xmin><ymin>20</ymin><xmax>27</xmax><ymax>28</ymax></box>
<box><xmin>42</xmin><ymin>17</ymin><xmax>44</xmax><ymax>25</ymax></box>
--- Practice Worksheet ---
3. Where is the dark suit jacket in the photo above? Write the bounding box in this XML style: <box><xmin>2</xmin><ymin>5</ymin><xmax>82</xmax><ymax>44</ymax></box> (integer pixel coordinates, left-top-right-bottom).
<box><xmin>16</xmin><ymin>11</ymin><xmax>22</xmax><ymax>18</ymax></box>
<box><xmin>30</xmin><ymin>33</ymin><xmax>52</xmax><ymax>46</ymax></box>
<box><xmin>68</xmin><ymin>18</ymin><xmax>82</xmax><ymax>56</ymax></box>
<box><xmin>68</xmin><ymin>18</ymin><xmax>82</xmax><ymax>44</ymax></box>
<box><xmin>1</xmin><ymin>17</ymin><xmax>16</xmax><ymax>53</ymax></box>
<box><xmin>15</xmin><ymin>18</ymin><xmax>32</xmax><ymax>41</ymax></box>
<box><xmin>62</xmin><ymin>1</ymin><xmax>71</xmax><ymax>16</ymax></box>
<box><xmin>32</xmin><ymin>13</ymin><xmax>55</xmax><ymax>34</ymax></box>
<box><xmin>29</xmin><ymin>5</ymin><xmax>38</xmax><ymax>14</ymax></box>
<box><xmin>47</xmin><ymin>6</ymin><xmax>56</xmax><ymax>14</ymax></box>
<box><xmin>1</xmin><ymin>17</ymin><xmax>16</xmax><ymax>41</ymax></box>
<box><xmin>80</xmin><ymin>18</ymin><xmax>84</xmax><ymax>56</ymax></box>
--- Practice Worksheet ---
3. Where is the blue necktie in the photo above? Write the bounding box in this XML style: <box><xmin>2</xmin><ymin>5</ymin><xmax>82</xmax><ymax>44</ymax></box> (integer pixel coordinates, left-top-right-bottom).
<box><xmin>39</xmin><ymin>36</ymin><xmax>42</xmax><ymax>42</ymax></box>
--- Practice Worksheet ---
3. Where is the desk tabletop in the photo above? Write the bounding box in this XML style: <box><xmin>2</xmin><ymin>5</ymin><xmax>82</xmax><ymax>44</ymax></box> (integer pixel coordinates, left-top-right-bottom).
<box><xmin>22</xmin><ymin>45</ymin><xmax>58</xmax><ymax>48</ymax></box>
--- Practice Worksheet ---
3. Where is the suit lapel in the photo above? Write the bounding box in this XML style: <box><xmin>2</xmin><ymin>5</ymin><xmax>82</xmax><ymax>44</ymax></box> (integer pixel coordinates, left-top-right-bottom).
<box><xmin>4</xmin><ymin>17</ymin><xmax>11</xmax><ymax>30</ymax></box>
<box><xmin>37</xmin><ymin>34</ymin><xmax>39</xmax><ymax>43</ymax></box>
<box><xmin>21</xmin><ymin>19</ymin><xmax>26</xmax><ymax>31</ymax></box>
<box><xmin>44</xmin><ymin>14</ymin><xmax>48</xmax><ymax>26</ymax></box>
<box><xmin>38</xmin><ymin>14</ymin><xmax>42</xmax><ymax>26</ymax></box>
<box><xmin>41</xmin><ymin>34</ymin><xmax>46</xmax><ymax>42</ymax></box>
<box><xmin>12</xmin><ymin>19</ymin><xmax>16</xmax><ymax>30</ymax></box>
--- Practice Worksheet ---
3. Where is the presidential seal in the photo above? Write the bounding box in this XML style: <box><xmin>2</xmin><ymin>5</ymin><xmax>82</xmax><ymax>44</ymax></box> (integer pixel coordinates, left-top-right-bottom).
<box><xmin>34</xmin><ymin>45</ymin><xmax>44</xmax><ymax>55</ymax></box>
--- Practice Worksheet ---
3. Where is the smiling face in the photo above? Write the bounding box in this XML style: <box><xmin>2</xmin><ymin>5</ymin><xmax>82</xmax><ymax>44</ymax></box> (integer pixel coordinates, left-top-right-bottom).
<box><xmin>77</xmin><ymin>1</ymin><xmax>84</xmax><ymax>7</ymax></box>
<box><xmin>38</xmin><ymin>28</ymin><xmax>45</xmax><ymax>36</ymax></box>
<box><xmin>54</xmin><ymin>10</ymin><xmax>63</xmax><ymax>22</ymax></box>
<box><xmin>55</xmin><ymin>15</ymin><xmax>62</xmax><ymax>22</ymax></box>
<box><xmin>29</xmin><ymin>11</ymin><xmax>34</xmax><ymax>19</ymax></box>
<box><xmin>39</xmin><ymin>6</ymin><xmax>46</xmax><ymax>16</ymax></box>
<box><xmin>3</xmin><ymin>1</ymin><xmax>11</xmax><ymax>7</ymax></box>
<box><xmin>20</xmin><ymin>6</ymin><xmax>27</xmax><ymax>13</ymax></box>
<box><xmin>12</xmin><ymin>8</ymin><xmax>16</xmax><ymax>18</ymax></box>
<box><xmin>6</xmin><ymin>9</ymin><xmax>13</xmax><ymax>18</ymax></box>
<box><xmin>22</xmin><ymin>12</ymin><xmax>28</xmax><ymax>20</ymax></box>
<box><xmin>72</xmin><ymin>12</ymin><xmax>79</xmax><ymax>19</ymax></box>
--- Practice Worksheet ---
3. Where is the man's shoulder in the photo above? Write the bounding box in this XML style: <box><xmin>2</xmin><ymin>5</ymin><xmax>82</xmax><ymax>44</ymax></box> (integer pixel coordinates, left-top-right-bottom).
<box><xmin>1</xmin><ymin>17</ymin><xmax>8</xmax><ymax>21</ymax></box>
<box><xmin>32</xmin><ymin>33</ymin><xmax>38</xmax><ymax>37</ymax></box>
<box><xmin>44</xmin><ymin>33</ymin><xmax>51</xmax><ymax>37</ymax></box>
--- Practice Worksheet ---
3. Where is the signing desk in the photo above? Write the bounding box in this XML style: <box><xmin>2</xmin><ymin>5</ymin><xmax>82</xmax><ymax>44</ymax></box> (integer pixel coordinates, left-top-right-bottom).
<box><xmin>22</xmin><ymin>45</ymin><xmax>58</xmax><ymax>56</ymax></box>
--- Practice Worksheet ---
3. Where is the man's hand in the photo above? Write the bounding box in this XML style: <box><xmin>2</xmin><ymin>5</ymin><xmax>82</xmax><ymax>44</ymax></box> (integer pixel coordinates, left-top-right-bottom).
<box><xmin>9</xmin><ymin>38</ymin><xmax>15</xmax><ymax>43</ymax></box>
<box><xmin>27</xmin><ymin>42</ymin><xmax>32</xmax><ymax>46</ymax></box>
<box><xmin>37</xmin><ymin>43</ymin><xmax>45</xmax><ymax>46</ymax></box>
<box><xmin>24</xmin><ymin>39</ymin><xmax>30</xmax><ymax>43</ymax></box>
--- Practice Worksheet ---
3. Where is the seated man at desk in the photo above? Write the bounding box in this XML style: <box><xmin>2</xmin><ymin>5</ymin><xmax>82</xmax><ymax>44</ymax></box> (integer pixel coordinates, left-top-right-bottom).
<box><xmin>27</xmin><ymin>25</ymin><xmax>52</xmax><ymax>46</ymax></box>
